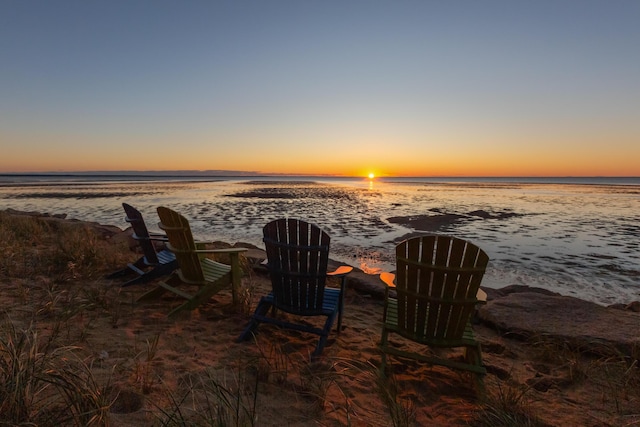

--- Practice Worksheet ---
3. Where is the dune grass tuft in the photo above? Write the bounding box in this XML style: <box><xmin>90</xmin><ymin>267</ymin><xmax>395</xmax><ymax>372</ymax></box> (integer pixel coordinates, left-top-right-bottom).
<box><xmin>0</xmin><ymin>320</ymin><xmax>112</xmax><ymax>426</ymax></box>
<box><xmin>0</xmin><ymin>211</ymin><xmax>129</xmax><ymax>281</ymax></box>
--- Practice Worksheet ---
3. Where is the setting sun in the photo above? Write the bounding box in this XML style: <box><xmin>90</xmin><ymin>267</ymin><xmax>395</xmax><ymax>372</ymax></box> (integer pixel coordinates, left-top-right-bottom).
<box><xmin>368</xmin><ymin>173</ymin><xmax>375</xmax><ymax>179</ymax></box>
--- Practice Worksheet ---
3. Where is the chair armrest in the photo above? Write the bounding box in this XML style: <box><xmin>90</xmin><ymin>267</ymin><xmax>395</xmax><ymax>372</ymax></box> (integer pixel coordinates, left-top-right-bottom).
<box><xmin>380</xmin><ymin>272</ymin><xmax>396</xmax><ymax>288</ymax></box>
<box><xmin>148</xmin><ymin>234</ymin><xmax>169</xmax><ymax>242</ymax></box>
<box><xmin>327</xmin><ymin>265</ymin><xmax>352</xmax><ymax>296</ymax></box>
<box><xmin>132</xmin><ymin>232</ymin><xmax>168</xmax><ymax>242</ymax></box>
<box><xmin>476</xmin><ymin>288</ymin><xmax>487</xmax><ymax>304</ymax></box>
<box><xmin>327</xmin><ymin>265</ymin><xmax>353</xmax><ymax>277</ymax></box>
<box><xmin>193</xmin><ymin>248</ymin><xmax>249</xmax><ymax>254</ymax></box>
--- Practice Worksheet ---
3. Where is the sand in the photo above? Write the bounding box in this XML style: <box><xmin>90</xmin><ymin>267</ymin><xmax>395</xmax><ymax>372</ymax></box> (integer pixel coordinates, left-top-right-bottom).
<box><xmin>1</xmin><ymin>210</ymin><xmax>638</xmax><ymax>426</ymax></box>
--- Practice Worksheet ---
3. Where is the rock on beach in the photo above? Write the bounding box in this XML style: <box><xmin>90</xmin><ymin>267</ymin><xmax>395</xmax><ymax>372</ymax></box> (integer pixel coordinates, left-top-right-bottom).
<box><xmin>478</xmin><ymin>285</ymin><xmax>640</xmax><ymax>358</ymax></box>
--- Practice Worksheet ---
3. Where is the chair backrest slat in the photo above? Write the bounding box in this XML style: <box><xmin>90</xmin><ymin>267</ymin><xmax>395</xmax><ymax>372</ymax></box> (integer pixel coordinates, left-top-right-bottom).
<box><xmin>123</xmin><ymin>203</ymin><xmax>159</xmax><ymax>265</ymax></box>
<box><xmin>157</xmin><ymin>207</ymin><xmax>204</xmax><ymax>283</ymax></box>
<box><xmin>264</xmin><ymin>218</ymin><xmax>330</xmax><ymax>314</ymax></box>
<box><xmin>394</xmin><ymin>235</ymin><xmax>489</xmax><ymax>341</ymax></box>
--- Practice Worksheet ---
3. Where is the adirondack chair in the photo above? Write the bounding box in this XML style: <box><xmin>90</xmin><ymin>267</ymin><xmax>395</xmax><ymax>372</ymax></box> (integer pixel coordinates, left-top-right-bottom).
<box><xmin>107</xmin><ymin>203</ymin><xmax>177</xmax><ymax>287</ymax></box>
<box><xmin>237</xmin><ymin>218</ymin><xmax>353</xmax><ymax>358</ymax></box>
<box><xmin>137</xmin><ymin>207</ymin><xmax>247</xmax><ymax>318</ymax></box>
<box><xmin>379</xmin><ymin>235</ymin><xmax>489</xmax><ymax>389</ymax></box>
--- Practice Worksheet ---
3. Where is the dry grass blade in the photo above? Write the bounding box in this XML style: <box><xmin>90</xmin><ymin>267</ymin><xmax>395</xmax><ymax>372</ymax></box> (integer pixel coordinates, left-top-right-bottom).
<box><xmin>0</xmin><ymin>319</ymin><xmax>113</xmax><ymax>426</ymax></box>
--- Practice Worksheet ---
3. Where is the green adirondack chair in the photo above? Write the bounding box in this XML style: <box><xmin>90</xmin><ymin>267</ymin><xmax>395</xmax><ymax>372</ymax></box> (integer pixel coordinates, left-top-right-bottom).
<box><xmin>238</xmin><ymin>218</ymin><xmax>352</xmax><ymax>358</ymax></box>
<box><xmin>137</xmin><ymin>207</ymin><xmax>247</xmax><ymax>318</ymax></box>
<box><xmin>379</xmin><ymin>235</ymin><xmax>489</xmax><ymax>390</ymax></box>
<box><xmin>107</xmin><ymin>203</ymin><xmax>177</xmax><ymax>287</ymax></box>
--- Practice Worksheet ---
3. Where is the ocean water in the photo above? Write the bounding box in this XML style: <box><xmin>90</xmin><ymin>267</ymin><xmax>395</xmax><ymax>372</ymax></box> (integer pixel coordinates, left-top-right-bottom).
<box><xmin>1</xmin><ymin>175</ymin><xmax>639</xmax><ymax>305</ymax></box>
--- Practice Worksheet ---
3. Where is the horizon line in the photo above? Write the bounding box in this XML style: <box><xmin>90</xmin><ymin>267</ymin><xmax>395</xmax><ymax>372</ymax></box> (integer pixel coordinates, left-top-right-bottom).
<box><xmin>0</xmin><ymin>170</ymin><xmax>639</xmax><ymax>179</ymax></box>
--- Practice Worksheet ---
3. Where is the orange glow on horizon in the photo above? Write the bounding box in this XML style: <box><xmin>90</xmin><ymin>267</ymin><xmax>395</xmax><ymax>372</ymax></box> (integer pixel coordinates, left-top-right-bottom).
<box><xmin>1</xmin><ymin>135</ymin><xmax>639</xmax><ymax>177</ymax></box>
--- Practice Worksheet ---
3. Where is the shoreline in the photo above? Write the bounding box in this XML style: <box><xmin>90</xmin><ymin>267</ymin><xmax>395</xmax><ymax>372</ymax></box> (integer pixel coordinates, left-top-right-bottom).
<box><xmin>5</xmin><ymin>207</ymin><xmax>638</xmax><ymax>307</ymax></box>
<box><xmin>5</xmin><ymin>206</ymin><xmax>639</xmax><ymax>310</ymax></box>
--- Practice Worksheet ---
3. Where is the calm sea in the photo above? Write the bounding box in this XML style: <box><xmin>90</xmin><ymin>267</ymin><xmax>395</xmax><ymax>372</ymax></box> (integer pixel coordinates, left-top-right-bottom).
<box><xmin>1</xmin><ymin>174</ymin><xmax>639</xmax><ymax>305</ymax></box>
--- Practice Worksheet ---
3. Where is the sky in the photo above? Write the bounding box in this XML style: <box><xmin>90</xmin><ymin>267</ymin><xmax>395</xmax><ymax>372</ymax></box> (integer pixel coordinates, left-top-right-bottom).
<box><xmin>1</xmin><ymin>1</ymin><xmax>639</xmax><ymax>177</ymax></box>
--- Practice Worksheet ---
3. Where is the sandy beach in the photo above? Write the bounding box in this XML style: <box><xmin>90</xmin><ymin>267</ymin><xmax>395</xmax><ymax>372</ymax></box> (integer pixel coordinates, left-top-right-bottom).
<box><xmin>1</xmin><ymin>209</ymin><xmax>638</xmax><ymax>426</ymax></box>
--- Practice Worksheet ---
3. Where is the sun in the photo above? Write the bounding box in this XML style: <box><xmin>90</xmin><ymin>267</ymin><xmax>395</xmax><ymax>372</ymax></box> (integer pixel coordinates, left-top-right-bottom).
<box><xmin>368</xmin><ymin>172</ymin><xmax>375</xmax><ymax>179</ymax></box>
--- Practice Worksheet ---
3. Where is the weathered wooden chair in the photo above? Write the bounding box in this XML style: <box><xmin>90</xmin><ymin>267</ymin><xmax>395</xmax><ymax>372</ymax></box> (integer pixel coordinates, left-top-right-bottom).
<box><xmin>379</xmin><ymin>235</ymin><xmax>489</xmax><ymax>389</ymax></box>
<box><xmin>107</xmin><ymin>203</ymin><xmax>177</xmax><ymax>287</ymax></box>
<box><xmin>238</xmin><ymin>218</ymin><xmax>352</xmax><ymax>358</ymax></box>
<box><xmin>137</xmin><ymin>206</ymin><xmax>247</xmax><ymax>318</ymax></box>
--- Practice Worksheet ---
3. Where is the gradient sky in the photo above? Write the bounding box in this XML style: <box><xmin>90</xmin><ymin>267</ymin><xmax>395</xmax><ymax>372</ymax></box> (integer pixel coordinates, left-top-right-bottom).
<box><xmin>1</xmin><ymin>1</ymin><xmax>639</xmax><ymax>177</ymax></box>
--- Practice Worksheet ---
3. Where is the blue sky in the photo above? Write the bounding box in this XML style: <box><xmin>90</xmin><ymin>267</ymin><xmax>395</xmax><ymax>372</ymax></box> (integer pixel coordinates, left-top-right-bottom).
<box><xmin>1</xmin><ymin>1</ymin><xmax>639</xmax><ymax>176</ymax></box>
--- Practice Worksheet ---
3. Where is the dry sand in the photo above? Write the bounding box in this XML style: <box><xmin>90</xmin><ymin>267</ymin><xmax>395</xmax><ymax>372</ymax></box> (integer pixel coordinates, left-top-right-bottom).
<box><xmin>2</xmin><ymin>211</ymin><xmax>638</xmax><ymax>426</ymax></box>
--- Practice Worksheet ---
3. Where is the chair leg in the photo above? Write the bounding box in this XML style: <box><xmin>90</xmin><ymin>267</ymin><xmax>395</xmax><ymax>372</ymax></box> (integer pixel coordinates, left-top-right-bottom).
<box><xmin>122</xmin><ymin>260</ymin><xmax>178</xmax><ymax>287</ymax></box>
<box><xmin>136</xmin><ymin>283</ymin><xmax>168</xmax><ymax>302</ymax></box>
<box><xmin>237</xmin><ymin>319</ymin><xmax>259</xmax><ymax>342</ymax></box>
<box><xmin>106</xmin><ymin>267</ymin><xmax>131</xmax><ymax>279</ymax></box>
<box><xmin>229</xmin><ymin>253</ymin><xmax>242</xmax><ymax>305</ymax></box>
<box><xmin>237</xmin><ymin>299</ymin><xmax>271</xmax><ymax>342</ymax></box>
<box><xmin>122</xmin><ymin>274</ymin><xmax>147</xmax><ymax>287</ymax></box>
<box><xmin>313</xmin><ymin>336</ymin><xmax>328</xmax><ymax>359</ymax></box>
<box><xmin>379</xmin><ymin>328</ymin><xmax>389</xmax><ymax>376</ymax></box>
<box><xmin>311</xmin><ymin>313</ymin><xmax>336</xmax><ymax>359</ymax></box>
<box><xmin>136</xmin><ymin>273</ymin><xmax>181</xmax><ymax>302</ymax></box>
<box><xmin>336</xmin><ymin>276</ymin><xmax>347</xmax><ymax>333</ymax></box>
<box><xmin>312</xmin><ymin>311</ymin><xmax>337</xmax><ymax>358</ymax></box>
<box><xmin>107</xmin><ymin>257</ymin><xmax>145</xmax><ymax>279</ymax></box>
<box><xmin>164</xmin><ymin>275</ymin><xmax>230</xmax><ymax>318</ymax></box>
<box><xmin>464</xmin><ymin>344</ymin><xmax>486</xmax><ymax>396</ymax></box>
<box><xmin>463</xmin><ymin>344</ymin><xmax>483</xmax><ymax>369</ymax></box>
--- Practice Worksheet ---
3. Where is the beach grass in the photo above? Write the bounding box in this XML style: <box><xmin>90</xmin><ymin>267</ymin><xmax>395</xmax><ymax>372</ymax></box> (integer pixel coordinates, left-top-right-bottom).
<box><xmin>0</xmin><ymin>210</ymin><xmax>130</xmax><ymax>281</ymax></box>
<box><xmin>0</xmin><ymin>319</ymin><xmax>112</xmax><ymax>426</ymax></box>
<box><xmin>472</xmin><ymin>379</ymin><xmax>545</xmax><ymax>427</ymax></box>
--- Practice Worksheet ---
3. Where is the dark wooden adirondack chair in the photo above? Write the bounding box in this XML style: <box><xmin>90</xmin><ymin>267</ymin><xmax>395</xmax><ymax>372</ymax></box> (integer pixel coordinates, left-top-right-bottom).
<box><xmin>107</xmin><ymin>203</ymin><xmax>177</xmax><ymax>286</ymax></box>
<box><xmin>137</xmin><ymin>207</ymin><xmax>247</xmax><ymax>318</ymax></box>
<box><xmin>238</xmin><ymin>218</ymin><xmax>352</xmax><ymax>358</ymax></box>
<box><xmin>379</xmin><ymin>235</ymin><xmax>489</xmax><ymax>389</ymax></box>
